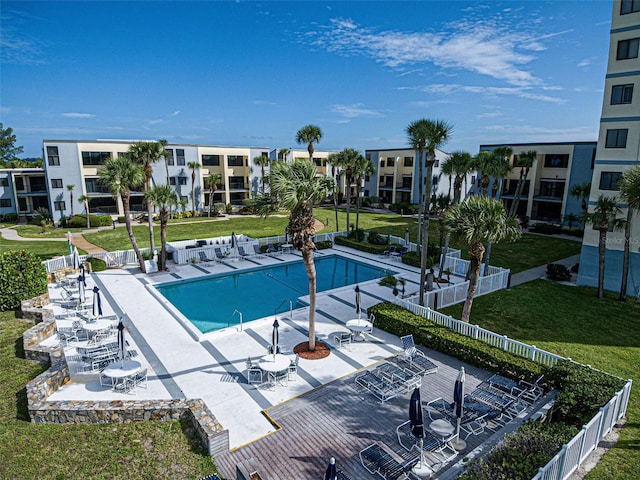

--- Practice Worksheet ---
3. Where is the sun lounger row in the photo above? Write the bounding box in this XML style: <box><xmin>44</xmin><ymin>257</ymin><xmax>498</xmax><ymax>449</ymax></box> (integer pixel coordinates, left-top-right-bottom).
<box><xmin>355</xmin><ymin>371</ymin><xmax>398</xmax><ymax>403</ymax></box>
<box><xmin>485</xmin><ymin>373</ymin><xmax>544</xmax><ymax>403</ymax></box>
<box><xmin>398</xmin><ymin>335</ymin><xmax>439</xmax><ymax>375</ymax></box>
<box><xmin>359</xmin><ymin>443</ymin><xmax>414</xmax><ymax>480</ymax></box>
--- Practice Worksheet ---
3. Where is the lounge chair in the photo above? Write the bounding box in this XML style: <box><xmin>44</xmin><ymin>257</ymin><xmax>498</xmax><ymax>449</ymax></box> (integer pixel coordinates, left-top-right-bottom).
<box><xmin>198</xmin><ymin>251</ymin><xmax>215</xmax><ymax>265</ymax></box>
<box><xmin>333</xmin><ymin>331</ymin><xmax>352</xmax><ymax>350</ymax></box>
<box><xmin>355</xmin><ymin>371</ymin><xmax>398</xmax><ymax>403</ymax></box>
<box><xmin>214</xmin><ymin>248</ymin><xmax>226</xmax><ymax>262</ymax></box>
<box><xmin>253</xmin><ymin>244</ymin><xmax>266</xmax><ymax>258</ymax></box>
<box><xmin>237</xmin><ymin>246</ymin><xmax>251</xmax><ymax>260</ymax></box>
<box><xmin>381</xmin><ymin>246</ymin><xmax>397</xmax><ymax>257</ymax></box>
<box><xmin>266</xmin><ymin>243</ymin><xmax>282</xmax><ymax>255</ymax></box>
<box><xmin>374</xmin><ymin>362</ymin><xmax>421</xmax><ymax>392</ymax></box>
<box><xmin>359</xmin><ymin>443</ymin><xmax>412</xmax><ymax>480</ymax></box>
<box><xmin>399</xmin><ymin>335</ymin><xmax>438</xmax><ymax>375</ymax></box>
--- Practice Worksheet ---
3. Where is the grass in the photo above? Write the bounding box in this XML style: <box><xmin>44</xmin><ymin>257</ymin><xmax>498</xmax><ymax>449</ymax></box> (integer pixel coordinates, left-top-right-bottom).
<box><xmin>12</xmin><ymin>225</ymin><xmax>88</xmax><ymax>239</ymax></box>
<box><xmin>442</xmin><ymin>280</ymin><xmax>640</xmax><ymax>479</ymax></box>
<box><xmin>0</xmin><ymin>310</ymin><xmax>217</xmax><ymax>479</ymax></box>
<box><xmin>0</xmin><ymin>238</ymin><xmax>70</xmax><ymax>260</ymax></box>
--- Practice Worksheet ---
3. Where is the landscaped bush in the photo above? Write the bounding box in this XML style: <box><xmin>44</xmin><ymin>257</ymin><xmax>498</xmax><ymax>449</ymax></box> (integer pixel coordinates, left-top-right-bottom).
<box><xmin>389</xmin><ymin>202</ymin><xmax>419</xmax><ymax>214</ymax></box>
<box><xmin>240</xmin><ymin>198</ymin><xmax>256</xmax><ymax>214</ymax></box>
<box><xmin>368</xmin><ymin>302</ymin><xmax>545</xmax><ymax>382</ymax></box>
<box><xmin>367</xmin><ymin>231</ymin><xmax>389</xmax><ymax>245</ymax></box>
<box><xmin>87</xmin><ymin>256</ymin><xmax>107</xmax><ymax>272</ymax></box>
<box><xmin>213</xmin><ymin>203</ymin><xmax>226</xmax><ymax>216</ymax></box>
<box><xmin>334</xmin><ymin>235</ymin><xmax>389</xmax><ymax>254</ymax></box>
<box><xmin>30</xmin><ymin>207</ymin><xmax>52</xmax><ymax>226</ymax></box>
<box><xmin>348</xmin><ymin>228</ymin><xmax>365</xmax><ymax>241</ymax></box>
<box><xmin>459</xmin><ymin>420</ymin><xmax>578</xmax><ymax>480</ymax></box>
<box><xmin>2</xmin><ymin>212</ymin><xmax>17</xmax><ymax>222</ymax></box>
<box><xmin>0</xmin><ymin>250</ymin><xmax>48</xmax><ymax>311</ymax></box>
<box><xmin>546</xmin><ymin>263</ymin><xmax>572</xmax><ymax>281</ymax></box>
<box><xmin>315</xmin><ymin>240</ymin><xmax>333</xmax><ymax>250</ymax></box>
<box><xmin>362</xmin><ymin>196</ymin><xmax>380</xmax><ymax>207</ymax></box>
<box><xmin>544</xmin><ymin>361</ymin><xmax>626</xmax><ymax>427</ymax></box>
<box><xmin>401</xmin><ymin>244</ymin><xmax>440</xmax><ymax>268</ymax></box>
<box><xmin>68</xmin><ymin>214</ymin><xmax>112</xmax><ymax>228</ymax></box>
<box><xmin>226</xmin><ymin>203</ymin><xmax>233</xmax><ymax>214</ymax></box>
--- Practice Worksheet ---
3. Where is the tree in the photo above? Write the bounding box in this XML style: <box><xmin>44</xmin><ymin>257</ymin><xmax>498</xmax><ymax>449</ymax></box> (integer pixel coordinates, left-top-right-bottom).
<box><xmin>509</xmin><ymin>150</ymin><xmax>537</xmax><ymax>216</ymax></box>
<box><xmin>570</xmin><ymin>182</ymin><xmax>591</xmax><ymax>226</ymax></box>
<box><xmin>328</xmin><ymin>153</ymin><xmax>341</xmax><ymax>232</ymax></box>
<box><xmin>144</xmin><ymin>185</ymin><xmax>178</xmax><ymax>272</ymax></box>
<box><xmin>187</xmin><ymin>161</ymin><xmax>201</xmax><ymax>216</ymax></box>
<box><xmin>98</xmin><ymin>155</ymin><xmax>146</xmax><ymax>273</ymax></box>
<box><xmin>253</xmin><ymin>154</ymin><xmax>270</xmax><ymax>194</ymax></box>
<box><xmin>66</xmin><ymin>184</ymin><xmax>75</xmax><ymax>218</ymax></box>
<box><xmin>583</xmin><ymin>195</ymin><xmax>625</xmax><ymax>299</ymax></box>
<box><xmin>483</xmin><ymin>147</ymin><xmax>513</xmax><ymax>272</ymax></box>
<box><xmin>617</xmin><ymin>166</ymin><xmax>640</xmax><ymax>302</ymax></box>
<box><xmin>0</xmin><ymin>123</ymin><xmax>24</xmax><ymax>163</ymax></box>
<box><xmin>295</xmin><ymin>124</ymin><xmax>323</xmax><ymax>161</ymax></box>
<box><xmin>129</xmin><ymin>140</ymin><xmax>168</xmax><ymax>253</ymax></box>
<box><xmin>352</xmin><ymin>154</ymin><xmax>375</xmax><ymax>232</ymax></box>
<box><xmin>444</xmin><ymin>196</ymin><xmax>521</xmax><ymax>322</ymax></box>
<box><xmin>563</xmin><ymin>213</ymin><xmax>580</xmax><ymax>231</ymax></box>
<box><xmin>330</xmin><ymin>148</ymin><xmax>363</xmax><ymax>233</ymax></box>
<box><xmin>205</xmin><ymin>173</ymin><xmax>222</xmax><ymax>218</ymax></box>
<box><xmin>255</xmin><ymin>160</ymin><xmax>334</xmax><ymax>351</ymax></box>
<box><xmin>278</xmin><ymin>148</ymin><xmax>291</xmax><ymax>162</ymax></box>
<box><xmin>474</xmin><ymin>151</ymin><xmax>494</xmax><ymax>196</ymax></box>
<box><xmin>406</xmin><ymin>118</ymin><xmax>453</xmax><ymax>307</ymax></box>
<box><xmin>77</xmin><ymin>195</ymin><xmax>91</xmax><ymax>229</ymax></box>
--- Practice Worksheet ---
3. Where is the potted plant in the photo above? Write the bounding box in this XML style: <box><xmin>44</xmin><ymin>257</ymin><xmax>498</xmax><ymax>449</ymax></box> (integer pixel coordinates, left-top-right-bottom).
<box><xmin>379</xmin><ymin>275</ymin><xmax>406</xmax><ymax>297</ymax></box>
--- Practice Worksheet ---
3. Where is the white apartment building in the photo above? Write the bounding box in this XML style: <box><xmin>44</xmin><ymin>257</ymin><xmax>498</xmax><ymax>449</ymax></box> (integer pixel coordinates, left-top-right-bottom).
<box><xmin>577</xmin><ymin>0</ymin><xmax>640</xmax><ymax>296</ymax></box>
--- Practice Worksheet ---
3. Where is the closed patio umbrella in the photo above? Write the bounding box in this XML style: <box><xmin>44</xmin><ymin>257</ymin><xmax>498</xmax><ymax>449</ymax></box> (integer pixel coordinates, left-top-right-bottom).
<box><xmin>409</xmin><ymin>387</ymin><xmax>427</xmax><ymax>472</ymax></box>
<box><xmin>452</xmin><ymin>366</ymin><xmax>466</xmax><ymax>450</ymax></box>
<box><xmin>271</xmin><ymin>318</ymin><xmax>279</xmax><ymax>358</ymax></box>
<box><xmin>92</xmin><ymin>286</ymin><xmax>102</xmax><ymax>318</ymax></box>
<box><xmin>355</xmin><ymin>285</ymin><xmax>361</xmax><ymax>319</ymax></box>
<box><xmin>405</xmin><ymin>228</ymin><xmax>410</xmax><ymax>247</ymax></box>
<box><xmin>117</xmin><ymin>318</ymin><xmax>126</xmax><ymax>367</ymax></box>
<box><xmin>323</xmin><ymin>457</ymin><xmax>337</xmax><ymax>480</ymax></box>
<box><xmin>72</xmin><ymin>246</ymin><xmax>81</xmax><ymax>270</ymax></box>
<box><xmin>78</xmin><ymin>274</ymin><xmax>86</xmax><ymax>305</ymax></box>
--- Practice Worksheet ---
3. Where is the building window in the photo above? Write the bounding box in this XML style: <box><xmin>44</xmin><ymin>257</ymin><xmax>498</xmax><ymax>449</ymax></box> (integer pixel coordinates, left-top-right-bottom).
<box><xmin>229</xmin><ymin>176</ymin><xmax>245</xmax><ymax>189</ymax></box>
<box><xmin>47</xmin><ymin>146</ymin><xmax>60</xmax><ymax>166</ymax></box>
<box><xmin>538</xmin><ymin>181</ymin><xmax>565</xmax><ymax>198</ymax></box>
<box><xmin>0</xmin><ymin>198</ymin><xmax>11</xmax><ymax>207</ymax></box>
<box><xmin>227</xmin><ymin>155</ymin><xmax>246</xmax><ymax>167</ymax></box>
<box><xmin>605</xmin><ymin>129</ymin><xmax>628</xmax><ymax>148</ymax></box>
<box><xmin>176</xmin><ymin>149</ymin><xmax>185</xmax><ymax>166</ymax></box>
<box><xmin>404</xmin><ymin>156</ymin><xmax>413</xmax><ymax>167</ymax></box>
<box><xmin>169</xmin><ymin>177</ymin><xmax>176</xmax><ymax>186</ymax></box>
<box><xmin>15</xmin><ymin>178</ymin><xmax>24</xmax><ymax>190</ymax></box>
<box><xmin>85</xmin><ymin>178</ymin><xmax>110</xmax><ymax>194</ymax></box>
<box><xmin>544</xmin><ymin>154</ymin><xmax>569</xmax><ymax>168</ymax></box>
<box><xmin>611</xmin><ymin>84</ymin><xmax>634</xmax><ymax>104</ymax></box>
<box><xmin>202</xmin><ymin>154</ymin><xmax>220</xmax><ymax>166</ymax></box>
<box><xmin>54</xmin><ymin>201</ymin><xmax>66</xmax><ymax>211</ymax></box>
<box><xmin>51</xmin><ymin>179</ymin><xmax>63</xmax><ymax>188</ymax></box>
<box><xmin>178</xmin><ymin>176</ymin><xmax>187</xmax><ymax>186</ymax></box>
<box><xmin>81</xmin><ymin>151</ymin><xmax>111</xmax><ymax>166</ymax></box>
<box><xmin>0</xmin><ymin>177</ymin><xmax>8</xmax><ymax>187</ymax></box>
<box><xmin>164</xmin><ymin>149</ymin><xmax>174</xmax><ymax>166</ymax></box>
<box><xmin>621</xmin><ymin>0</ymin><xmax>640</xmax><ymax>14</ymax></box>
<box><xmin>599</xmin><ymin>171</ymin><xmax>623</xmax><ymax>190</ymax></box>
<box><xmin>386</xmin><ymin>158</ymin><xmax>395</xmax><ymax>167</ymax></box>
<box><xmin>617</xmin><ymin>38</ymin><xmax>639</xmax><ymax>60</ymax></box>
<box><xmin>380</xmin><ymin>160</ymin><xmax>385</xmax><ymax>168</ymax></box>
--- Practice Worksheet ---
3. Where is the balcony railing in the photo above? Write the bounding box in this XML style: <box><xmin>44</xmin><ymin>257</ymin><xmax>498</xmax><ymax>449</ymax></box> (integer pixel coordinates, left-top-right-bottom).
<box><xmin>228</xmin><ymin>183</ymin><xmax>248</xmax><ymax>190</ymax></box>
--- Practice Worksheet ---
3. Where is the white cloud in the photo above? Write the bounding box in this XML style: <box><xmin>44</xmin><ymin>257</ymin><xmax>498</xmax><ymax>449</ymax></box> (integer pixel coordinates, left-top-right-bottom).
<box><xmin>331</xmin><ymin>103</ymin><xmax>384</xmax><ymax>118</ymax></box>
<box><xmin>62</xmin><ymin>112</ymin><xmax>96</xmax><ymax>118</ymax></box>
<box><xmin>0</xmin><ymin>10</ymin><xmax>47</xmax><ymax>65</ymax></box>
<box><xmin>171</xmin><ymin>111</ymin><xmax>181</xmax><ymax>116</ymax></box>
<box><xmin>577</xmin><ymin>58</ymin><xmax>592</xmax><ymax>68</ymax></box>
<box><xmin>476</xmin><ymin>112</ymin><xmax>503</xmax><ymax>119</ymax></box>
<box><xmin>253</xmin><ymin>100</ymin><xmax>277</xmax><ymax>106</ymax></box>
<box><xmin>148</xmin><ymin>119</ymin><xmax>163</xmax><ymax>126</ymax></box>
<box><xmin>400</xmin><ymin>83</ymin><xmax>566</xmax><ymax>104</ymax></box>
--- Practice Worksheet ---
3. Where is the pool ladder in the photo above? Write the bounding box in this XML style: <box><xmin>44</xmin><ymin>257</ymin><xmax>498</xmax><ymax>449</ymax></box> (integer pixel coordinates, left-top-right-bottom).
<box><xmin>230</xmin><ymin>309</ymin><xmax>243</xmax><ymax>332</ymax></box>
<box><xmin>274</xmin><ymin>299</ymin><xmax>293</xmax><ymax>321</ymax></box>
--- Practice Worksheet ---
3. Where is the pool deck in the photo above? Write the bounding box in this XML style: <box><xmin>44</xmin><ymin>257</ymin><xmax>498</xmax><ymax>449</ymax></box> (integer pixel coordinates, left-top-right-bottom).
<box><xmin>43</xmin><ymin>247</ymin><xmax>544</xmax><ymax>478</ymax></box>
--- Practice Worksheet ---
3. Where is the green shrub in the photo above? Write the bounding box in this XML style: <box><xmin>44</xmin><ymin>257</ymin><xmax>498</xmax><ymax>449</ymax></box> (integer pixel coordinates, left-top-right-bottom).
<box><xmin>68</xmin><ymin>214</ymin><xmax>112</xmax><ymax>228</ymax></box>
<box><xmin>348</xmin><ymin>228</ymin><xmax>365</xmax><ymax>241</ymax></box>
<box><xmin>87</xmin><ymin>256</ymin><xmax>107</xmax><ymax>272</ymax></box>
<box><xmin>460</xmin><ymin>421</ymin><xmax>578</xmax><ymax>480</ymax></box>
<box><xmin>401</xmin><ymin>245</ymin><xmax>440</xmax><ymax>268</ymax></box>
<box><xmin>546</xmin><ymin>263</ymin><xmax>571</xmax><ymax>281</ymax></box>
<box><xmin>226</xmin><ymin>203</ymin><xmax>233</xmax><ymax>214</ymax></box>
<box><xmin>389</xmin><ymin>202</ymin><xmax>419</xmax><ymax>214</ymax></box>
<box><xmin>315</xmin><ymin>240</ymin><xmax>333</xmax><ymax>250</ymax></box>
<box><xmin>368</xmin><ymin>302</ymin><xmax>545</xmax><ymax>382</ymax></box>
<box><xmin>30</xmin><ymin>207</ymin><xmax>52</xmax><ymax>226</ymax></box>
<box><xmin>0</xmin><ymin>250</ymin><xmax>48</xmax><ymax>311</ymax></box>
<box><xmin>213</xmin><ymin>203</ymin><xmax>226</xmax><ymax>216</ymax></box>
<box><xmin>367</xmin><ymin>231</ymin><xmax>389</xmax><ymax>245</ymax></box>
<box><xmin>3</xmin><ymin>213</ymin><xmax>17</xmax><ymax>222</ymax></box>
<box><xmin>544</xmin><ymin>361</ymin><xmax>626</xmax><ymax>427</ymax></box>
<box><xmin>334</xmin><ymin>235</ymin><xmax>389</xmax><ymax>254</ymax></box>
<box><xmin>117</xmin><ymin>216</ymin><xmax>126</xmax><ymax>223</ymax></box>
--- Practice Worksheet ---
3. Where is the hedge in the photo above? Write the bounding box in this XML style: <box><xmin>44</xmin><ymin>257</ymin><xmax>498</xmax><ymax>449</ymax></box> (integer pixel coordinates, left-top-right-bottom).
<box><xmin>334</xmin><ymin>235</ymin><xmax>389</xmax><ymax>254</ymax></box>
<box><xmin>0</xmin><ymin>250</ymin><xmax>48</xmax><ymax>311</ymax></box>
<box><xmin>368</xmin><ymin>302</ymin><xmax>544</xmax><ymax>382</ymax></box>
<box><xmin>68</xmin><ymin>214</ymin><xmax>112</xmax><ymax>228</ymax></box>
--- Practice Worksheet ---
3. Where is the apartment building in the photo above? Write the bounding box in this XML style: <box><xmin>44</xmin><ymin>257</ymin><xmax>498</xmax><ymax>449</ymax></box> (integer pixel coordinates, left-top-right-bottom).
<box><xmin>42</xmin><ymin>140</ymin><xmax>269</xmax><ymax>219</ymax></box>
<box><xmin>479</xmin><ymin>142</ymin><xmax>596</xmax><ymax>223</ymax></box>
<box><xmin>364</xmin><ymin>148</ymin><xmax>473</xmax><ymax>205</ymax></box>
<box><xmin>0</xmin><ymin>168</ymin><xmax>49</xmax><ymax>220</ymax></box>
<box><xmin>577</xmin><ymin>0</ymin><xmax>640</xmax><ymax>296</ymax></box>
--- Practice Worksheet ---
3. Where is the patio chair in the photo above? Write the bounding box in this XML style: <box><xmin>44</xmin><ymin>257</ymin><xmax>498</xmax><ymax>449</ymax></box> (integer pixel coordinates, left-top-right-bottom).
<box><xmin>198</xmin><ymin>251</ymin><xmax>215</xmax><ymax>265</ymax></box>
<box><xmin>253</xmin><ymin>244</ymin><xmax>266</xmax><ymax>258</ymax></box>
<box><xmin>333</xmin><ymin>331</ymin><xmax>352</xmax><ymax>350</ymax></box>
<box><xmin>266</xmin><ymin>243</ymin><xmax>282</xmax><ymax>255</ymax></box>
<box><xmin>270</xmin><ymin>369</ymin><xmax>289</xmax><ymax>387</ymax></box>
<box><xmin>374</xmin><ymin>362</ymin><xmax>420</xmax><ymax>393</ymax></box>
<box><xmin>381</xmin><ymin>246</ymin><xmax>397</xmax><ymax>257</ymax></box>
<box><xmin>214</xmin><ymin>248</ymin><xmax>226</xmax><ymax>262</ymax></box>
<box><xmin>399</xmin><ymin>335</ymin><xmax>438</xmax><ymax>375</ymax></box>
<box><xmin>246</xmin><ymin>357</ymin><xmax>263</xmax><ymax>384</ymax></box>
<box><xmin>354</xmin><ymin>371</ymin><xmax>398</xmax><ymax>403</ymax></box>
<box><xmin>237</xmin><ymin>246</ymin><xmax>251</xmax><ymax>260</ymax></box>
<box><xmin>426</xmin><ymin>397</ymin><xmax>456</xmax><ymax>423</ymax></box>
<box><xmin>359</xmin><ymin>443</ymin><xmax>412</xmax><ymax>480</ymax></box>
<box><xmin>126</xmin><ymin>368</ymin><xmax>148</xmax><ymax>392</ymax></box>
<box><xmin>288</xmin><ymin>354</ymin><xmax>299</xmax><ymax>381</ymax></box>
<box><xmin>396</xmin><ymin>420</ymin><xmax>453</xmax><ymax>461</ymax></box>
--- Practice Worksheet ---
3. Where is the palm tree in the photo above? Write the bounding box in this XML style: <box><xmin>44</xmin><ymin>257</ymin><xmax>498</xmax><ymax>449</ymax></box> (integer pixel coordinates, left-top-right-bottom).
<box><xmin>129</xmin><ymin>140</ymin><xmax>167</xmax><ymax>252</ymax></box>
<box><xmin>77</xmin><ymin>195</ymin><xmax>91</xmax><ymax>228</ymax></box>
<box><xmin>570</xmin><ymin>182</ymin><xmax>591</xmax><ymax>226</ymax></box>
<box><xmin>98</xmin><ymin>155</ymin><xmax>146</xmax><ymax>273</ymax></box>
<box><xmin>563</xmin><ymin>213</ymin><xmax>580</xmax><ymax>231</ymax></box>
<box><xmin>144</xmin><ymin>185</ymin><xmax>178</xmax><ymax>272</ymax></box>
<box><xmin>352</xmin><ymin>154</ymin><xmax>375</xmax><ymax>232</ymax></box>
<box><xmin>474</xmin><ymin>151</ymin><xmax>494</xmax><ymax>196</ymax></box>
<box><xmin>278</xmin><ymin>147</ymin><xmax>291</xmax><ymax>162</ymax></box>
<box><xmin>617</xmin><ymin>166</ymin><xmax>640</xmax><ymax>302</ymax></box>
<box><xmin>295</xmin><ymin>124</ymin><xmax>323</xmax><ymax>161</ymax></box>
<box><xmin>330</xmin><ymin>148</ymin><xmax>363</xmax><ymax>233</ymax></box>
<box><xmin>179</xmin><ymin>196</ymin><xmax>188</xmax><ymax>214</ymax></box>
<box><xmin>187</xmin><ymin>161</ymin><xmax>201</xmax><ymax>216</ymax></box>
<box><xmin>483</xmin><ymin>148</ymin><xmax>513</xmax><ymax>272</ymax></box>
<box><xmin>328</xmin><ymin>152</ymin><xmax>341</xmax><ymax>232</ymax></box>
<box><xmin>253</xmin><ymin>154</ymin><xmax>270</xmax><ymax>194</ymax></box>
<box><xmin>509</xmin><ymin>150</ymin><xmax>537</xmax><ymax>216</ymax></box>
<box><xmin>584</xmin><ymin>195</ymin><xmax>625</xmax><ymax>299</ymax></box>
<box><xmin>66</xmin><ymin>184</ymin><xmax>75</xmax><ymax>218</ymax></box>
<box><xmin>255</xmin><ymin>160</ymin><xmax>334</xmax><ymax>351</ymax></box>
<box><xmin>444</xmin><ymin>196</ymin><xmax>521</xmax><ymax>322</ymax></box>
<box><xmin>406</xmin><ymin>118</ymin><xmax>453</xmax><ymax>307</ymax></box>
<box><xmin>205</xmin><ymin>173</ymin><xmax>222</xmax><ymax>217</ymax></box>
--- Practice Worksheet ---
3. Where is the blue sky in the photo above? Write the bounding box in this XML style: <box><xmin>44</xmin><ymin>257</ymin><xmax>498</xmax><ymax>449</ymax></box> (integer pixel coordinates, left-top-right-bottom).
<box><xmin>1</xmin><ymin>1</ymin><xmax>613</xmax><ymax>158</ymax></box>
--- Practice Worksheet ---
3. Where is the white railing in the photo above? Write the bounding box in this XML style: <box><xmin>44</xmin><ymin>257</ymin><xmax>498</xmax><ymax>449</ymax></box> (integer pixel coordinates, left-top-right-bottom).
<box><xmin>391</xmin><ymin>299</ymin><xmax>632</xmax><ymax>480</ymax></box>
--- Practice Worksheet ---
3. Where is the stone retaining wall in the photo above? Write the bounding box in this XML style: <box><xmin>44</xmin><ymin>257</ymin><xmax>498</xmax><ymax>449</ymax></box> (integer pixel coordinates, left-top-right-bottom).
<box><xmin>21</xmin><ymin>297</ymin><xmax>229</xmax><ymax>457</ymax></box>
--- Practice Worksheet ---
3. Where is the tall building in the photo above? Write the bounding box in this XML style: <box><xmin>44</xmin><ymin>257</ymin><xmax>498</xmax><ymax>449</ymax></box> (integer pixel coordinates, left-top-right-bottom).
<box><xmin>479</xmin><ymin>142</ymin><xmax>596</xmax><ymax>223</ymax></box>
<box><xmin>42</xmin><ymin>140</ymin><xmax>270</xmax><ymax>220</ymax></box>
<box><xmin>0</xmin><ymin>167</ymin><xmax>48</xmax><ymax>221</ymax></box>
<box><xmin>577</xmin><ymin>0</ymin><xmax>640</xmax><ymax>296</ymax></box>
<box><xmin>364</xmin><ymin>148</ymin><xmax>474</xmax><ymax>205</ymax></box>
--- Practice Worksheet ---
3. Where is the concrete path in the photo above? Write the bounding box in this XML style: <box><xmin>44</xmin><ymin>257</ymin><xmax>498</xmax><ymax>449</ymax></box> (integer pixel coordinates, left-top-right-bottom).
<box><xmin>0</xmin><ymin>226</ymin><xmax>107</xmax><ymax>253</ymax></box>
<box><xmin>509</xmin><ymin>254</ymin><xmax>581</xmax><ymax>287</ymax></box>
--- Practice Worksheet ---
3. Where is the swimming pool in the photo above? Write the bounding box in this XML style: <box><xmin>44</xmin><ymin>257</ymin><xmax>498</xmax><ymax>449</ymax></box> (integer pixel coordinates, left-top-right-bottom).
<box><xmin>155</xmin><ymin>254</ymin><xmax>395</xmax><ymax>333</ymax></box>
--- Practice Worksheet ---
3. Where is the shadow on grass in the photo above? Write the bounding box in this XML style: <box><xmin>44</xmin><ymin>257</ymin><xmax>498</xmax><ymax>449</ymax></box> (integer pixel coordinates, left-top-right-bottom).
<box><xmin>179</xmin><ymin>412</ymin><xmax>212</xmax><ymax>456</ymax></box>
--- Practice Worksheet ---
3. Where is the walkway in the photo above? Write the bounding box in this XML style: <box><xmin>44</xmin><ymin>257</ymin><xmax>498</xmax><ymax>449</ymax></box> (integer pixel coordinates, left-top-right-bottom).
<box><xmin>509</xmin><ymin>254</ymin><xmax>581</xmax><ymax>287</ymax></box>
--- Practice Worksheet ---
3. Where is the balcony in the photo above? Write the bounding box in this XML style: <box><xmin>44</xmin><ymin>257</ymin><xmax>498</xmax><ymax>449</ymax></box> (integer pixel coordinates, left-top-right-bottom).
<box><xmin>228</xmin><ymin>183</ymin><xmax>248</xmax><ymax>191</ymax></box>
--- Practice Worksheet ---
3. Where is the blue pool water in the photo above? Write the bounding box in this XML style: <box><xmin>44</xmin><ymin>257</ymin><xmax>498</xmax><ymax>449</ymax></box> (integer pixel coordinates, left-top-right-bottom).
<box><xmin>156</xmin><ymin>255</ymin><xmax>395</xmax><ymax>333</ymax></box>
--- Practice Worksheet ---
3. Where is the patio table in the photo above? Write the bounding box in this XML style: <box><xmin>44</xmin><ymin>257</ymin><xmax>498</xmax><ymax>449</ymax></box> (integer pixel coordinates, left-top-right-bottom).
<box><xmin>346</xmin><ymin>318</ymin><xmax>372</xmax><ymax>341</ymax></box>
<box><xmin>258</xmin><ymin>354</ymin><xmax>290</xmax><ymax>373</ymax></box>
<box><xmin>102</xmin><ymin>360</ymin><xmax>142</xmax><ymax>391</ymax></box>
<box><xmin>82</xmin><ymin>319</ymin><xmax>113</xmax><ymax>333</ymax></box>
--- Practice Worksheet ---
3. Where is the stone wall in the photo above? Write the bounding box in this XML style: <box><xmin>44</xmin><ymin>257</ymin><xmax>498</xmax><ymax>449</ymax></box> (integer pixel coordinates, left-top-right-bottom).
<box><xmin>21</xmin><ymin>297</ymin><xmax>229</xmax><ymax>457</ymax></box>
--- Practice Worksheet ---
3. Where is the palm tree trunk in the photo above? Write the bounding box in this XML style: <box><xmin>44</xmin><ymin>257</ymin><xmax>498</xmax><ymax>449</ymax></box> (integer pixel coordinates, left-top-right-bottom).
<box><xmin>345</xmin><ymin>175</ymin><xmax>351</xmax><ymax>233</ymax></box>
<box><xmin>417</xmin><ymin>149</ymin><xmax>424</xmax><ymax>248</ymax></box>
<box><xmin>122</xmin><ymin>193</ymin><xmax>146</xmax><ymax>273</ymax></box>
<box><xmin>598</xmin><ymin>228</ymin><xmax>606</xmax><ymax>299</ymax></box>
<box><xmin>355</xmin><ymin>180</ymin><xmax>361</xmax><ymax>232</ymax></box>
<box><xmin>301</xmin><ymin>249</ymin><xmax>317</xmax><ymax>351</ymax></box>
<box><xmin>261</xmin><ymin>166</ymin><xmax>265</xmax><ymax>194</ymax></box>
<box><xmin>619</xmin><ymin>209</ymin><xmax>632</xmax><ymax>302</ymax></box>
<box><xmin>160</xmin><ymin>212</ymin><xmax>168</xmax><ymax>271</ymax></box>
<box><xmin>191</xmin><ymin>175</ymin><xmax>196</xmax><ymax>216</ymax></box>
<box><xmin>208</xmin><ymin>188</ymin><xmax>213</xmax><ymax>217</ymax></box>
<box><xmin>419</xmin><ymin>162</ymin><xmax>434</xmax><ymax>306</ymax></box>
<box><xmin>483</xmin><ymin>237</ymin><xmax>493</xmax><ymax>276</ymax></box>
<box><xmin>461</xmin><ymin>242</ymin><xmax>484</xmax><ymax>322</ymax></box>
<box><xmin>85</xmin><ymin>200</ymin><xmax>90</xmax><ymax>229</ymax></box>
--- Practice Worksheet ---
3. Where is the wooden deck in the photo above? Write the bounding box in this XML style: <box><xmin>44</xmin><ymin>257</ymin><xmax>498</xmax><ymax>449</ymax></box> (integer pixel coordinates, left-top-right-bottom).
<box><xmin>214</xmin><ymin>347</ymin><xmax>538</xmax><ymax>480</ymax></box>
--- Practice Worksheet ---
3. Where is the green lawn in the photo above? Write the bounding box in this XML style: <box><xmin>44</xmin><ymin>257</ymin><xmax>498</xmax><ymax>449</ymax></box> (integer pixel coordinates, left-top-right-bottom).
<box><xmin>0</xmin><ymin>310</ymin><xmax>217</xmax><ymax>479</ymax></box>
<box><xmin>0</xmin><ymin>238</ymin><xmax>70</xmax><ymax>260</ymax></box>
<box><xmin>442</xmin><ymin>281</ymin><xmax>640</xmax><ymax>479</ymax></box>
<box><xmin>12</xmin><ymin>224</ymin><xmax>88</xmax><ymax>239</ymax></box>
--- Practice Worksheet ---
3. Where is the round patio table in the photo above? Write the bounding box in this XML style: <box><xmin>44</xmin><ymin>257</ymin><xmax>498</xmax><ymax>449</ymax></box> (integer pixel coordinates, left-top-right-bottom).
<box><xmin>82</xmin><ymin>319</ymin><xmax>113</xmax><ymax>332</ymax></box>
<box><xmin>430</xmin><ymin>419</ymin><xmax>455</xmax><ymax>440</ymax></box>
<box><xmin>102</xmin><ymin>360</ymin><xmax>142</xmax><ymax>390</ymax></box>
<box><xmin>258</xmin><ymin>354</ymin><xmax>290</xmax><ymax>373</ymax></box>
<box><xmin>346</xmin><ymin>318</ymin><xmax>372</xmax><ymax>341</ymax></box>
